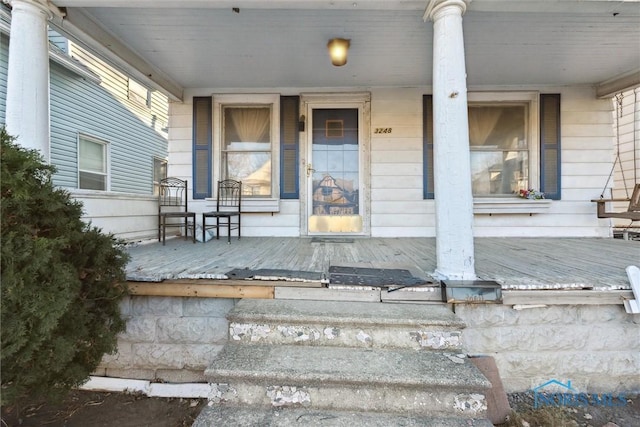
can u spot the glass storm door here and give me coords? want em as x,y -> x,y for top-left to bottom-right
307,108 -> 362,233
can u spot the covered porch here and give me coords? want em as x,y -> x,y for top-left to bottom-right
92,235 -> 639,392
125,236 -> 638,304
4,0 -> 640,284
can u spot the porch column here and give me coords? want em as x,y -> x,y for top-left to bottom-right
425,0 -> 476,280
5,0 -> 52,161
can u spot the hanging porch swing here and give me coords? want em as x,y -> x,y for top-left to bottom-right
592,91 -> 640,223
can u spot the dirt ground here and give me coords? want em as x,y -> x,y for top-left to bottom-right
503,392 -> 640,427
1,390 -> 205,427
1,390 -> 638,427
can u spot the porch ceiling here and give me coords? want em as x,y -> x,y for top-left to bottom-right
50,1 -> 640,99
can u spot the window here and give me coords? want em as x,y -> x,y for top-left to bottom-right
194,95 -> 299,204
128,78 -> 151,108
211,94 -> 281,200
153,157 -> 167,196
222,106 -> 272,197
78,134 -> 108,190
469,104 -> 528,196
423,92 -> 561,200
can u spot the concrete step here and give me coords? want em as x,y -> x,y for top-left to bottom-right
228,299 -> 465,351
193,405 -> 494,427
204,343 -> 490,418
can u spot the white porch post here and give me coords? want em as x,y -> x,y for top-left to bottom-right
425,0 -> 476,280
5,0 -> 52,161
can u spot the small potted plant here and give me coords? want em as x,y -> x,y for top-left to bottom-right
518,188 -> 545,200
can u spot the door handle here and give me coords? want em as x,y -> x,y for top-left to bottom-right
306,163 -> 315,177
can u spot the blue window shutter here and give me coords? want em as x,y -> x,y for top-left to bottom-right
280,96 -> 300,199
192,97 -> 212,199
540,94 -> 561,200
423,95 -> 434,199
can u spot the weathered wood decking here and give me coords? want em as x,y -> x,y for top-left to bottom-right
125,237 -> 638,291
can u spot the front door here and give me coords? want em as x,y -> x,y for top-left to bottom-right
307,108 -> 363,234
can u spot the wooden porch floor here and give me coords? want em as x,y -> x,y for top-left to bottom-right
125,237 -> 638,291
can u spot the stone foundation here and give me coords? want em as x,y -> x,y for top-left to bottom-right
97,296 -> 236,382
98,297 -> 639,394
455,304 -> 640,393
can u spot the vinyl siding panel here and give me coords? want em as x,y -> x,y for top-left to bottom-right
0,33 -> 7,124
70,43 -> 169,139
370,88 -> 428,235
49,62 -> 168,194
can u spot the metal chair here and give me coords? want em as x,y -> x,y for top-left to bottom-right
202,180 -> 242,243
158,177 -> 196,245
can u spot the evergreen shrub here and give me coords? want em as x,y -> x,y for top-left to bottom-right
1,127 -> 129,405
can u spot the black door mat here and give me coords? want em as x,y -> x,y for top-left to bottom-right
328,266 -> 433,288
226,268 -> 324,282
311,237 -> 355,243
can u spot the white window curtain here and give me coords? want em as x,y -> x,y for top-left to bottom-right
468,107 -> 502,146
228,108 -> 270,144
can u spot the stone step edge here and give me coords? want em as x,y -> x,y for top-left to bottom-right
204,344 -> 491,391
227,300 -> 466,330
228,322 -> 463,350
202,382 -> 488,418
227,312 -> 466,329
193,405 -> 494,427
205,371 -> 489,392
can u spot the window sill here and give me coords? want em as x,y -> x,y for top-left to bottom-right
473,198 -> 552,215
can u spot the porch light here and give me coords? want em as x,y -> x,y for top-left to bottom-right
327,38 -> 350,66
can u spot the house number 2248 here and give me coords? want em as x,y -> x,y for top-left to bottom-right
374,128 -> 392,134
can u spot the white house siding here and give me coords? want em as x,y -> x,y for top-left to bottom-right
71,190 -> 158,242
612,87 -> 639,228
370,88 -> 433,237
168,86 -> 613,238
0,34 -> 6,123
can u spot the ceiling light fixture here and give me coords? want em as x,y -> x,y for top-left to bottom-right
327,38 -> 350,67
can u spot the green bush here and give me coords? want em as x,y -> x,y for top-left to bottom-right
1,127 -> 129,405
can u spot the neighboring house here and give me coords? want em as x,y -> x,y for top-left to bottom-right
0,8 -> 169,241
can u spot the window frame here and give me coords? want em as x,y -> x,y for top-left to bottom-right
128,78 -> 151,108
467,91 -> 540,198
212,94 -> 281,200
77,133 -> 110,191
424,91 -> 542,200
153,157 -> 168,196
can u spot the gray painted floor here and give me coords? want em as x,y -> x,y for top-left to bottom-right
125,237 -> 639,290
